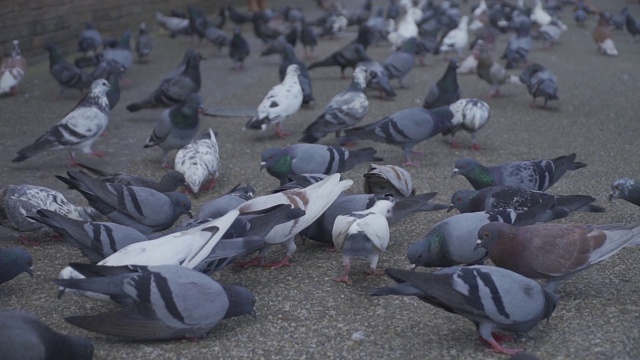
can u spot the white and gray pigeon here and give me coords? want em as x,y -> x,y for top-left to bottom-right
244,64 -> 303,138
363,164 -> 414,197
144,93 -> 203,168
0,247 -> 33,284
198,184 -> 255,220
438,15 -> 469,58
371,266 -> 558,356
300,66 -> 370,143
29,209 -> 148,263
519,63 -> 558,108
445,98 -> 490,150
382,37 -> 416,88
174,128 -> 219,194
609,178 -> 640,207
78,22 -> 102,56
57,170 -> 192,235
357,58 -> 397,99
451,153 -> 586,191
13,79 -> 110,166
332,197 -> 394,284
0,310 -> 94,359
104,30 -> 133,71
0,39 -> 27,95
55,264 -> 255,340
0,184 -> 99,243
135,22 -> 153,63
235,173 -> 353,269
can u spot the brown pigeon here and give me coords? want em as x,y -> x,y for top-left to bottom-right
593,13 -> 618,56
475,41 -> 520,98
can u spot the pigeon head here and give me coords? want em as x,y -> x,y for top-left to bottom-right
451,157 -> 482,178
448,189 -> 476,213
89,79 -> 111,96
475,222 -> 516,252
407,236 -> 435,267
609,178 -> 636,202
165,192 -> 193,218
370,198 -> 395,218
260,147 -> 291,179
222,284 -> 257,319
285,64 -> 301,77
352,66 -> 370,88
160,171 -> 187,192
0,247 -> 33,284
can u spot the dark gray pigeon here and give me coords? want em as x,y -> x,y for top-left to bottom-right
0,247 -> 33,284
343,106 -> 457,167
0,310 -> 94,359
501,19 -> 533,69
300,66 -> 369,143
423,59 -> 460,109
198,184 -> 255,220
300,18 -> 318,58
308,25 -> 373,78
449,185 -> 605,214
383,37 -> 417,88
204,25 -> 231,51
229,28 -> 250,70
46,43 -> 93,98
371,266 -> 558,356
54,264 -> 255,340
103,30 -> 133,71
451,153 -> 586,191
260,144 -> 382,185
74,162 -> 185,192
519,63 -> 558,108
143,94 -> 203,168
126,49 -> 202,112
609,178 -> 640,207
29,209 -> 148,263
78,22 -> 102,56
135,22 -> 153,63
57,170 -> 192,235
226,5 -> 253,26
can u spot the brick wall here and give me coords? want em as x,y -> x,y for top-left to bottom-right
0,0 -> 224,64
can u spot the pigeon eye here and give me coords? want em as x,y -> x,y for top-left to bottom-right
483,231 -> 490,238
614,184 -> 621,190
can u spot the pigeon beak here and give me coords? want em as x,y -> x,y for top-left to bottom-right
187,211 -> 193,219
451,169 -> 459,178
27,267 -> 33,278
57,287 -> 66,300
260,162 -> 266,171
446,205 -> 455,213
473,239 -> 483,251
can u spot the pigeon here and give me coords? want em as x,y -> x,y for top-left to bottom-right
423,59 -> 460,109
623,7 -> 640,39
308,25 -> 373,78
226,5 -> 253,26
103,30 -> 133,71
229,28 -> 250,70
198,184 -> 255,220
143,93 -> 203,168
386,0 -> 400,21
244,64 -> 303,138
91,58 -> 125,110
445,98 -> 490,150
476,222 -> 640,292
357,58 -> 397,98
204,25 -> 231,51
363,164 -> 414,197
78,22 -> 102,56
501,19 -> 532,69
476,41 -> 520,98
28,209 -> 148,263
0,310 -> 94,359
54,264 -> 255,340
609,178 -> 640,207
272,174 -> 328,193
449,185 -> 605,215
382,37 -> 416,88
251,10 -> 283,44
260,144 -> 382,185
0,247 -> 33,284
73,163 -> 185,192
332,197 -> 394,284
387,4 -> 419,47
343,106 -> 457,167
438,15 -> 469,58
0,40 -> 27,96
574,8 -> 587,26
451,153 -> 586,191
13,79 -> 110,166
45,43 -> 93,97
57,170 -> 192,235
135,22 -> 153,63
188,5 -> 212,45
235,173 -> 354,268
316,10 -> 348,38
534,20 -> 566,48
300,18 -> 318,58
530,0 -> 552,26
519,63 -> 558,108
268,42 -> 314,104
155,11 -> 190,37
299,66 -> 370,143
174,129 -> 219,194
348,0 -> 373,26
371,266 -> 558,355
126,49 -> 202,112
593,13 -> 618,56
408,199 -> 563,268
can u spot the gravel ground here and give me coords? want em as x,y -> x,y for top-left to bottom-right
0,1 -> 639,359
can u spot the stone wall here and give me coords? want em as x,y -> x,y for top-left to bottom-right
0,0 -> 223,63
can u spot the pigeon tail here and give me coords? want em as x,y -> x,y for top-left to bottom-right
345,147 -> 383,169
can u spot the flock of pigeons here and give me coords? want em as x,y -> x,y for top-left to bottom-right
1,0 -> 640,358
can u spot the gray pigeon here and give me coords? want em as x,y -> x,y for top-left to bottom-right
13,79 -> 111,166
451,153 -> 586,191
0,310 -> 94,359
54,264 -> 255,340
423,59 -> 460,109
205,25 -> 231,50
382,37 -> 417,88
476,40 -> 520,97
357,58 -> 396,98
104,30 -> 133,71
45,43 -> 93,98
519,63 -> 559,108
78,22 -> 102,56
501,19 -> 533,69
198,184 -> 255,220
308,36 -> 372,78
57,170 -> 192,235
300,66 -> 370,143
135,22 -> 154,63
363,164 -> 414,197
144,94 -> 203,168
28,209 -> 149,263
74,162 -> 185,192
371,266 -> 558,356
260,144 -> 383,185
609,178 -> 640,207
126,49 -> 202,112
229,28 -> 250,70
300,18 -> 318,58
343,106 -> 457,167
0,247 -> 33,284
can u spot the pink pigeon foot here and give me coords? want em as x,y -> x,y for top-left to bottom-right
403,160 -> 421,167
90,151 -> 107,158
205,177 -> 217,191
365,269 -> 385,276
471,143 -> 481,151
483,338 -> 523,356
233,256 -> 264,269
263,255 -> 294,269
275,124 -> 291,138
332,274 -> 352,285
18,236 -> 40,247
451,139 -> 462,148
325,247 -> 337,253
410,149 -> 424,157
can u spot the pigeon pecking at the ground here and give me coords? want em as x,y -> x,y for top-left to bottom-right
308,25 -> 374,78
73,162 -> 185,192
0,247 -> 33,284
451,153 -> 586,191
174,128 -> 219,195
13,79 -> 110,166
609,178 -> 640,207
519,63 -> 559,108
143,93 -> 203,168
371,266 -> 558,355
244,64 -> 303,138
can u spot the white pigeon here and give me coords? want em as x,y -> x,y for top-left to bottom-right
235,173 -> 354,269
58,209 -> 239,301
439,16 -> 469,58
174,128 -> 219,194
447,98 -> 490,150
244,64 -> 303,138
331,198 -> 395,284
387,2 -> 420,48
12,79 -> 110,166
531,0 -> 552,26
0,40 -> 27,95
457,53 -> 478,74
155,11 -> 189,35
598,39 -> 619,56
472,0 -> 488,18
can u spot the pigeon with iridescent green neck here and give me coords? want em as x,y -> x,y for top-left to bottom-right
609,178 -> 640,207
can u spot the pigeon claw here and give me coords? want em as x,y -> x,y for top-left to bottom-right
263,255 -> 294,269
332,274 -> 352,285
471,143 -> 481,151
90,151 -> 107,158
483,335 -> 522,356
233,256 -> 264,269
